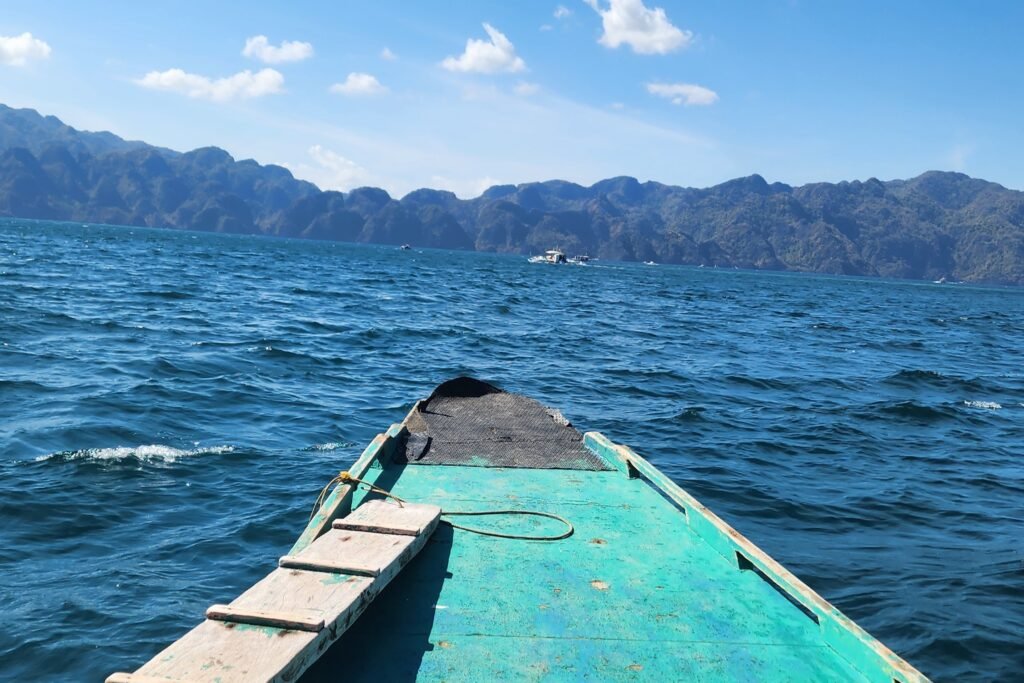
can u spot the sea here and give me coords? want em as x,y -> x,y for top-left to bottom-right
0,218 -> 1021,681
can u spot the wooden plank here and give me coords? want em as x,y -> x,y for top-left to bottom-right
290,528 -> 415,577
131,620 -> 317,683
116,492 -> 441,683
205,604 -> 325,632
106,675 -> 194,683
229,567 -> 372,623
278,554 -> 379,576
289,423 -> 406,555
332,500 -> 442,536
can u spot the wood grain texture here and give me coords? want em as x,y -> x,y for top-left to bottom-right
288,423 -> 406,555
115,494 -> 440,682
332,500 -> 442,536
290,528 -> 416,577
106,674 -> 194,683
205,604 -> 325,632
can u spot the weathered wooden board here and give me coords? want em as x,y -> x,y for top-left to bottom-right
289,423 -> 406,555
333,499 -> 441,536
285,528 -> 415,577
120,620 -> 317,683
206,603 -> 325,632
229,567 -> 372,616
107,500 -> 440,683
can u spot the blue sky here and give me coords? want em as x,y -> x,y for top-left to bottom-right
1,1 -> 1022,197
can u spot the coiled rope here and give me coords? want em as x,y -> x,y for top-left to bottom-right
310,471 -> 574,541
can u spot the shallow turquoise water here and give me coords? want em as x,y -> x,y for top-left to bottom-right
1,218 -> 1022,681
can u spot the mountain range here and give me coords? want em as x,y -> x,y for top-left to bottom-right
1,103 -> 1022,284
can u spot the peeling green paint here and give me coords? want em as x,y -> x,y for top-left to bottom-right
289,426 -> 928,682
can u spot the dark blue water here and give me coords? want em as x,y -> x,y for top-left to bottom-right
1,219 -> 1022,681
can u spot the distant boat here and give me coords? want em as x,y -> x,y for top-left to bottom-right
643,260 -> 658,266
528,249 -> 567,264
105,377 -> 930,683
399,244 -> 412,250
568,254 -> 591,265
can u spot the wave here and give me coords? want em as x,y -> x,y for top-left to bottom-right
139,290 -> 193,300
858,400 -> 958,422
723,374 -> 792,391
963,400 -> 1002,410
303,441 -> 356,452
883,369 -> 988,393
673,406 -> 707,422
34,444 -> 234,464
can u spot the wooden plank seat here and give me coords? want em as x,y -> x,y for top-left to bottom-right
106,501 -> 441,683
332,498 -> 441,536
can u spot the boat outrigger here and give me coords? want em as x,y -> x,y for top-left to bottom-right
108,378 -> 928,682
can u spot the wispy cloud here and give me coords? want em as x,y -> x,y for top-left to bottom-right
0,32 -> 51,66
305,145 -> 374,190
947,143 -> 975,171
380,47 -> 398,61
514,81 -> 540,96
647,82 -> 718,106
242,35 -> 314,64
265,72 -> 720,199
442,23 -> 525,74
330,72 -> 388,96
554,5 -> 572,19
430,174 -> 503,199
584,0 -> 692,54
136,68 -> 284,102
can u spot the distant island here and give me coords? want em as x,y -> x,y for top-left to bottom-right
2,103 -> 1022,284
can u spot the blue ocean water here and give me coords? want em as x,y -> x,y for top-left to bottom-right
0,218 -> 1022,681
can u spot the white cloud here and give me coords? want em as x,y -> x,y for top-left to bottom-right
646,82 -> 718,106
306,145 -> 373,190
380,47 -> 397,61
0,32 -> 52,66
585,0 -> 691,54
136,68 -> 284,102
442,23 -> 525,74
430,174 -> 503,199
330,72 -> 388,96
554,5 -> 572,19
540,24 -> 554,32
514,81 -> 540,96
242,35 -> 313,64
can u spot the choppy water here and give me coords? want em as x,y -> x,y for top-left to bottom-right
1,219 -> 1022,681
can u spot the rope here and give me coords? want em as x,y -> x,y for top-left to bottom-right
441,510 -> 574,541
310,472 -> 573,541
309,471 -> 405,521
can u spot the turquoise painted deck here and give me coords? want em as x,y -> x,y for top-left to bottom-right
299,459 -> 873,682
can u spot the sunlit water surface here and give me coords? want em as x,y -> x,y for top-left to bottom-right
1,219 -> 1022,681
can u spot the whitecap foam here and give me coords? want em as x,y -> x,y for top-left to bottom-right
963,400 -> 1002,410
35,444 -> 234,463
306,441 -> 353,452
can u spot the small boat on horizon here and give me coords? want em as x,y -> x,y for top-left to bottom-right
528,248 -> 568,264
107,378 -> 929,683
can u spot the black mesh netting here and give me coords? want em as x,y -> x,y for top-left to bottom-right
398,377 -> 611,471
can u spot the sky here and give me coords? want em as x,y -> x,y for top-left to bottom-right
1,1 -> 1022,198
